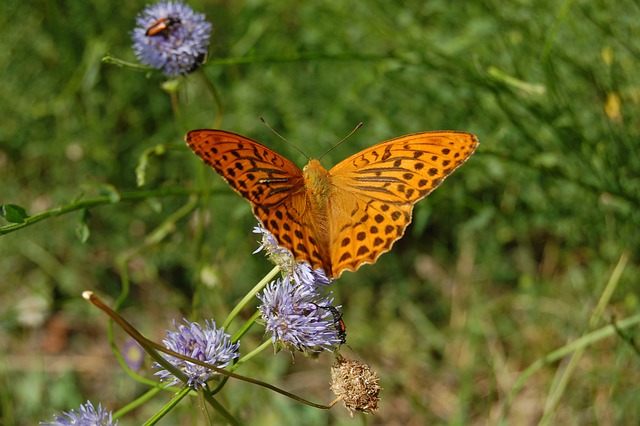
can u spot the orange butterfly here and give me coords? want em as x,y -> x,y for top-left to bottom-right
186,129 -> 478,278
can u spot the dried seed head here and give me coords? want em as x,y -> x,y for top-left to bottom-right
330,355 -> 381,415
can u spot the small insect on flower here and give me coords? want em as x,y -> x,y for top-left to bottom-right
258,277 -> 343,355
145,16 -> 181,37
312,303 -> 347,344
41,400 -> 117,426
132,1 -> 212,77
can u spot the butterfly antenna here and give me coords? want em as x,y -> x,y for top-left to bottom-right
319,122 -> 364,160
259,116 -> 309,160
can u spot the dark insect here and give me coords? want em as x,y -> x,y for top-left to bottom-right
313,303 -> 347,344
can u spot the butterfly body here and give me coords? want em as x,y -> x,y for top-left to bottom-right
186,129 -> 478,278
303,159 -> 332,204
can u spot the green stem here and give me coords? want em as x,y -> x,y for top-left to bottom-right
102,54 -> 153,72
540,0 -> 577,64
223,266 -> 280,329
205,51 -> 390,66
538,251 -> 629,425
231,310 -> 261,343
103,51 -> 391,76
0,187 -> 224,236
105,198 -> 201,395
135,143 -> 186,187
201,389 -> 242,425
143,386 -> 192,426
113,387 -> 163,420
231,339 -> 272,372
498,312 -> 640,424
197,69 -> 224,128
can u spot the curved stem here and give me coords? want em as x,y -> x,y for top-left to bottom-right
84,291 -> 334,410
0,187 -> 200,236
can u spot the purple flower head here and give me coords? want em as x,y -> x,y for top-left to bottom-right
257,276 -> 343,355
154,319 -> 240,389
132,1 -> 212,77
123,338 -> 145,371
291,260 -> 331,290
41,401 -> 117,426
253,224 -> 332,287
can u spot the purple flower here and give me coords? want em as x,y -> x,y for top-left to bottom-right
291,261 -> 331,290
154,319 -> 240,389
257,276 -> 343,354
41,401 -> 116,426
131,1 -> 212,77
253,224 -> 331,287
123,338 -> 145,371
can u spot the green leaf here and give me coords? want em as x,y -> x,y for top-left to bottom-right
1,204 -> 29,223
147,197 -> 162,214
136,144 -> 168,187
95,183 -> 121,203
75,209 -> 91,243
135,151 -> 150,187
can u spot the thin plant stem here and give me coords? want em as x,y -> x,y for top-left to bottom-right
105,198 -> 200,393
538,251 -> 629,425
84,291 -> 334,410
0,187 -> 205,236
143,386 -> 191,426
231,339 -> 272,372
498,312 -> 640,424
223,265 -> 280,329
201,389 -> 242,426
197,69 -> 224,128
113,387 -> 163,421
231,310 -> 261,343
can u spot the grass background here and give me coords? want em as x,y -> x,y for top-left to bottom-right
1,0 -> 639,424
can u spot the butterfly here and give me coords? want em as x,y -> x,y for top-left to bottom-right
186,129 -> 478,278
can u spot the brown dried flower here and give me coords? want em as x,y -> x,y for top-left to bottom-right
330,355 -> 381,415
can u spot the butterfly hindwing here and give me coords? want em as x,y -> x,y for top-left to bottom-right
325,190 -> 413,277
258,193 -> 332,274
326,131 -> 478,276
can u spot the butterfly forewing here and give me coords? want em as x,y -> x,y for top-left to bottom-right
186,130 -> 330,272
326,131 -> 478,277
186,130 -> 304,207
330,131 -> 478,202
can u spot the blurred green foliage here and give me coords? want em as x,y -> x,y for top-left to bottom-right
1,0 -> 639,424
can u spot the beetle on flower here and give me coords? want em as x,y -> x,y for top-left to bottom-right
132,1 -> 212,77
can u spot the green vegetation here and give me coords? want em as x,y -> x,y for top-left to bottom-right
1,0 -> 638,424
